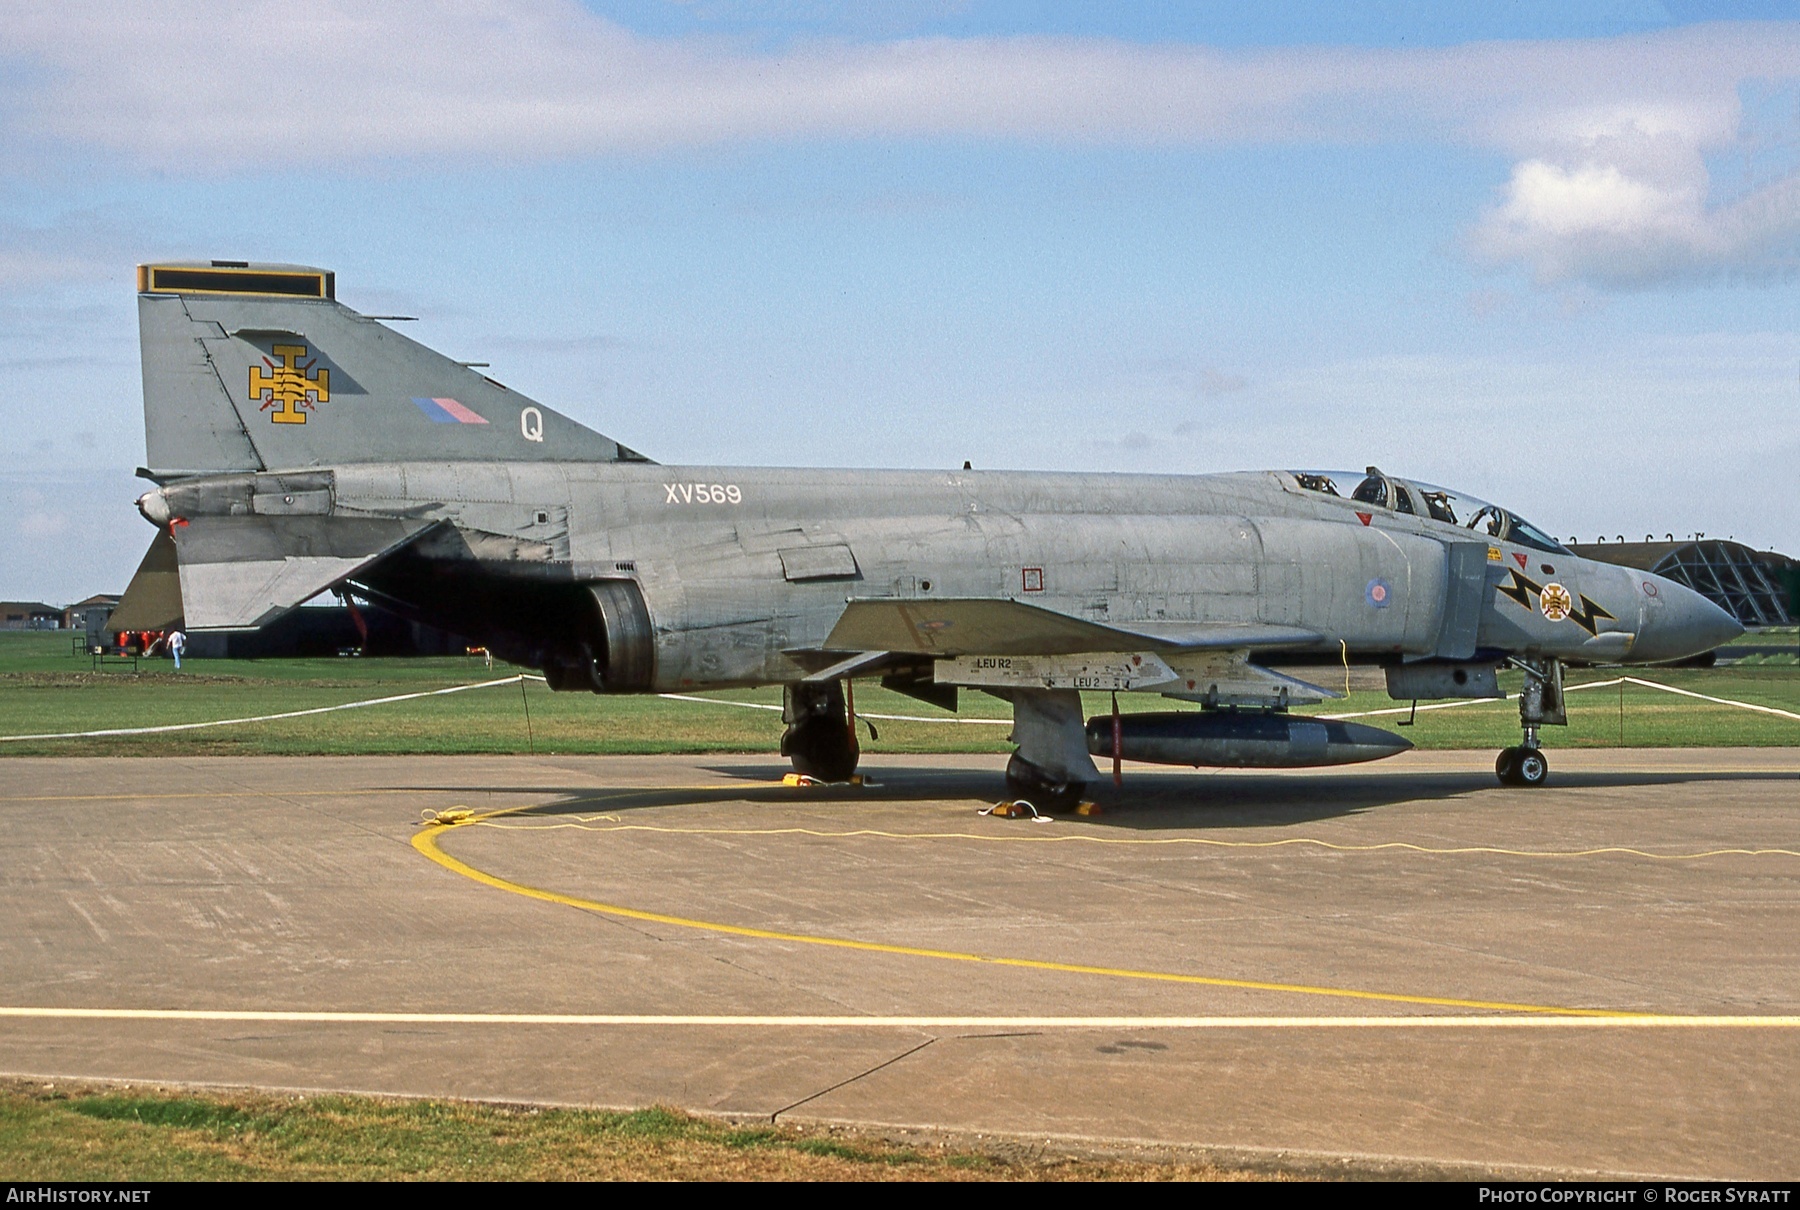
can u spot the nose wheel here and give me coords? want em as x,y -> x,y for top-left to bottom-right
1495,745 -> 1548,787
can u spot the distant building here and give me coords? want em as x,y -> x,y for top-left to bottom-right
0,601 -> 63,630
63,594 -> 122,641
1570,539 -> 1797,628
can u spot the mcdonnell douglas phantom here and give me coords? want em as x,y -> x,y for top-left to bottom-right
116,262 -> 1742,808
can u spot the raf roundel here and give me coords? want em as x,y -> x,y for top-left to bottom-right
1365,578 -> 1391,609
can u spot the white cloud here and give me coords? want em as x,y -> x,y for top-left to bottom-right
4,5 -> 1800,287
0,3 -> 1342,156
1506,160 -> 1694,239
1471,112 -> 1800,287
0,4 -> 1791,158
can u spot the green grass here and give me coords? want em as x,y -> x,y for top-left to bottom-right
0,1082 -> 1242,1181
70,1095 -> 269,1132
0,630 -> 1013,757
1301,663 -> 1800,749
0,630 -> 1793,757
1726,625 -> 1800,666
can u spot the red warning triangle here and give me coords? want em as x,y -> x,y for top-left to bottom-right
1514,553 -> 1528,569
1356,512 -> 1372,526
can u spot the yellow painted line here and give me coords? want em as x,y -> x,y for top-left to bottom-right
0,785 -> 726,806
412,820 -> 1636,1018
4,1007 -> 1798,1028
469,817 -> 1800,862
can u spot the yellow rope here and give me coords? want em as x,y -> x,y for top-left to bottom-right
461,813 -> 1800,862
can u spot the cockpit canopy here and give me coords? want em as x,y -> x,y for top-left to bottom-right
1289,467 -> 1571,556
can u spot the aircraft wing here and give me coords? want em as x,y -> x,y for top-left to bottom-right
1118,620 -> 1324,650
170,515 -> 437,631
824,597 -> 1319,657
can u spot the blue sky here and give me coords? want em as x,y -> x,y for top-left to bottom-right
2,1 -> 1797,603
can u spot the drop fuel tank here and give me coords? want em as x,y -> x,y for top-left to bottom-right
1085,710 -> 1413,769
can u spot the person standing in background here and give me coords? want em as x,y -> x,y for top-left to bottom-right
168,628 -> 186,671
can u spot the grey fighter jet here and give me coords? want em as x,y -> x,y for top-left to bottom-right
118,262 -> 1742,806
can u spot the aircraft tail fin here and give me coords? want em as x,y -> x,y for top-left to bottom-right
137,261 -> 651,476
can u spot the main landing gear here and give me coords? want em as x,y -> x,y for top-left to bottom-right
781,681 -> 860,783
1001,688 -> 1098,813
1496,657 -> 1564,788
1004,753 -> 1086,814
782,681 -> 1096,810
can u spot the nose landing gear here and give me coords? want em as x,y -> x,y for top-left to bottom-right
1497,657 -> 1563,788
1495,742 -> 1549,787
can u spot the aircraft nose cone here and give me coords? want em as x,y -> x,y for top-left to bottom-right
1636,579 -> 1744,663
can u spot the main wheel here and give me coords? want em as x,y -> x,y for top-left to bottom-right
1515,748 -> 1549,787
1004,753 -> 1085,814
784,721 -> 859,782
543,640 -> 605,693
1495,747 -> 1522,785
780,682 -> 860,782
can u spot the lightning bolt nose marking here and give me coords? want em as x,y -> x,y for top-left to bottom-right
1496,569 -> 1542,611
1569,595 -> 1617,637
